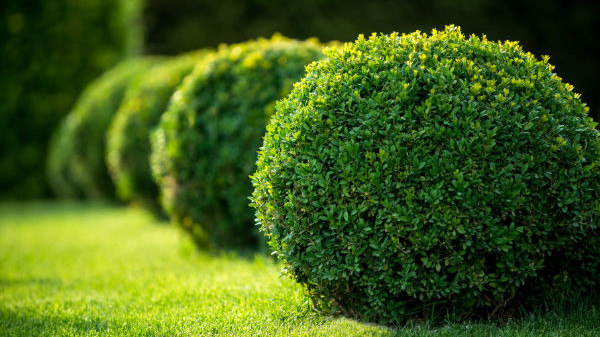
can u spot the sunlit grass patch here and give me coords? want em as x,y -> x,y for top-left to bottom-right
0,202 -> 598,336
0,202 -> 391,336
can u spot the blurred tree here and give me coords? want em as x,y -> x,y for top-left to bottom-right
0,0 -> 143,199
144,0 -> 600,120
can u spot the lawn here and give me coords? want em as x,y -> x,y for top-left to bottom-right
0,202 -> 598,336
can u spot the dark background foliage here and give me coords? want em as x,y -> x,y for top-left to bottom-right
1,0 -> 598,199
0,0 -> 142,199
144,0 -> 600,120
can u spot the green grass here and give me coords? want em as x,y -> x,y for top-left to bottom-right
1,202 -> 599,336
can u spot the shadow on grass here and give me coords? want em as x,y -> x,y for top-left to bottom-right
386,287 -> 600,336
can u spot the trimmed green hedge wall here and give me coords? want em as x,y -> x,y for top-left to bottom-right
252,26 -> 600,323
0,0 -> 143,199
151,35 -> 324,248
106,50 -> 209,209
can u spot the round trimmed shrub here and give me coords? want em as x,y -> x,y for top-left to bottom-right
52,57 -> 160,199
251,26 -> 600,323
106,50 -> 209,209
151,35 -> 324,248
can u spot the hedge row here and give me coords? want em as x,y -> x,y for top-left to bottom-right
48,57 -> 159,199
106,50 -> 209,210
48,26 -> 600,324
49,35 -> 324,249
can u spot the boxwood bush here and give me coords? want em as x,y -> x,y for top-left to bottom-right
106,51 -> 208,210
49,57 -> 159,199
251,26 -> 600,323
151,35 -> 324,248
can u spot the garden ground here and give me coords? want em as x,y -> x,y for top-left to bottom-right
1,202 -> 598,336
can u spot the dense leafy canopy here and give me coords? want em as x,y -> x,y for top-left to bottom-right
1,0 -> 143,198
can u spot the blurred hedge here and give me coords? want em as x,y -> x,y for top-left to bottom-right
0,0 -> 143,199
106,51 -> 207,209
144,0 -> 600,120
49,57 -> 158,200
